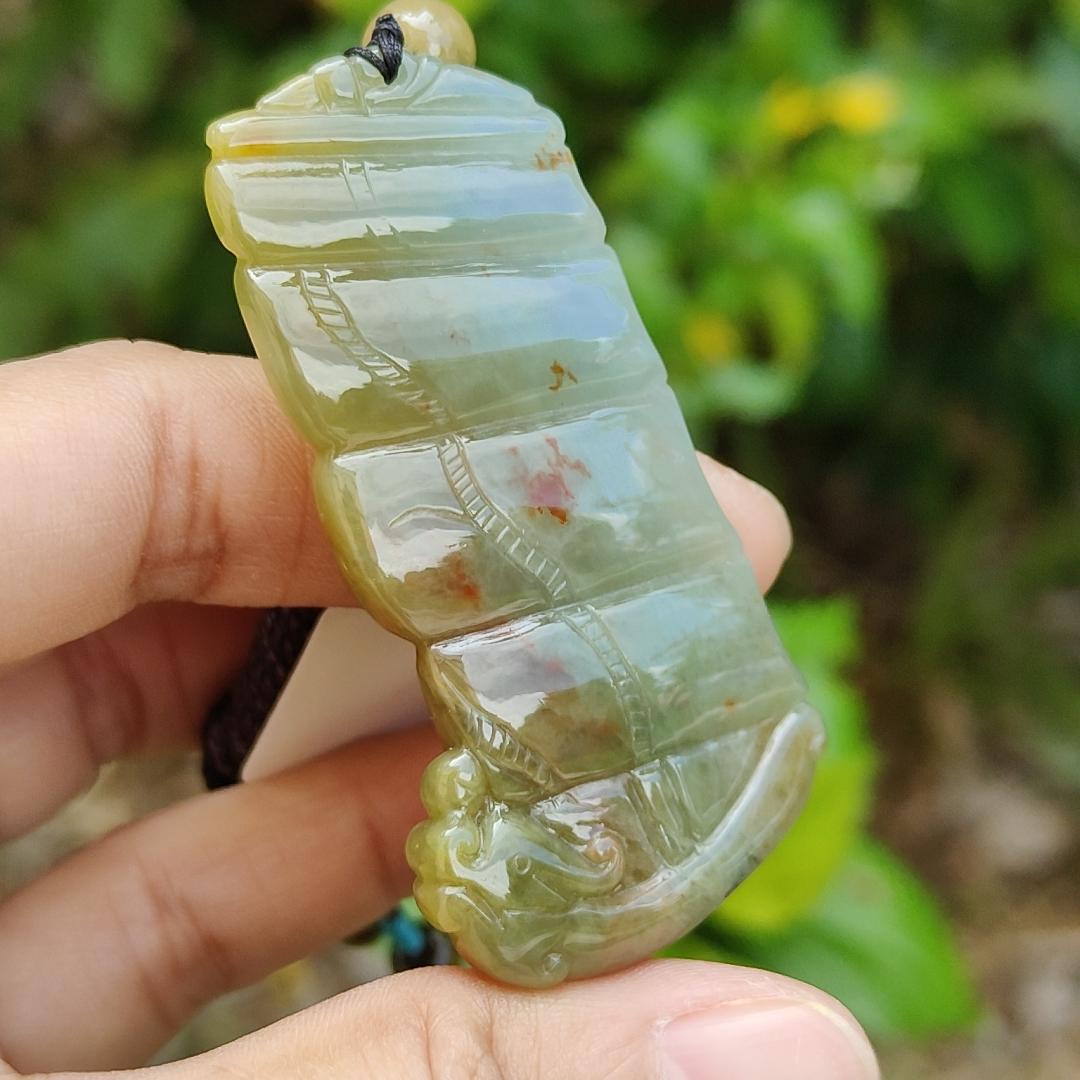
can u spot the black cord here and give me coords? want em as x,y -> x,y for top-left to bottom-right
201,607 -> 323,789
200,607 -> 455,971
345,14 -> 406,84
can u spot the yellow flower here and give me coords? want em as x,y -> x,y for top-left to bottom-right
764,81 -> 822,140
824,72 -> 900,134
683,313 -> 742,365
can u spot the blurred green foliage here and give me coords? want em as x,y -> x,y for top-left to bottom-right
715,600 -> 877,936
722,836 -> 980,1039
2,0 -> 1078,1045
669,599 -> 980,1038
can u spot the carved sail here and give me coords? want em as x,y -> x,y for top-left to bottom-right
207,50 -> 824,987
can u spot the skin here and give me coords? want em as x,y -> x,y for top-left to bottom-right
0,341 -> 877,1079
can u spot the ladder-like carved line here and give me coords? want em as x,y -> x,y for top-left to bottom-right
461,706 -> 554,790
298,268 -> 449,425
437,437 -> 654,762
437,436 -> 570,601
302,267 -> 654,764
562,606 -> 653,760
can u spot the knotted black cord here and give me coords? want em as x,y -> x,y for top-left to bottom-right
344,14 -> 406,84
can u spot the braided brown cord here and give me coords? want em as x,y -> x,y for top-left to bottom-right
201,607 -> 323,789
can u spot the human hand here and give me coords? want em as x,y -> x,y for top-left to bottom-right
0,341 -> 878,1078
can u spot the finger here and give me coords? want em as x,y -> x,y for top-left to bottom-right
0,347 -> 789,838
697,453 -> 792,592
1,342 -> 791,664
163,961 -> 878,1080
0,604 -> 259,841
0,460 -> 788,845
0,340 -> 351,664
0,725 -> 440,1073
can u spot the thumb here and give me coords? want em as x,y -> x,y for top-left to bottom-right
154,960 -> 879,1080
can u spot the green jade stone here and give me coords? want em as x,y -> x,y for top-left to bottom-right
206,46 -> 824,988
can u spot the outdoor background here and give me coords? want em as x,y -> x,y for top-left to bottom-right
2,1 -> 1079,1076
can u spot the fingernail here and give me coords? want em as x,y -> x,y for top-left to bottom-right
660,998 -> 879,1080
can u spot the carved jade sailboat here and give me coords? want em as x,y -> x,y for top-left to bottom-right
206,11 -> 824,988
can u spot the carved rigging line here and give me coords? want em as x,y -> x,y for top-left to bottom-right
345,58 -> 374,118
437,439 -> 654,762
313,68 -> 339,114
298,267 -> 449,425
437,437 -> 569,600
300,266 -> 655,764
459,705 -> 555,790
561,605 -> 653,760
626,767 -> 686,867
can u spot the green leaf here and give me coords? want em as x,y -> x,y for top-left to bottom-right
803,316 -> 884,418
732,0 -> 846,81
317,0 -> 495,23
0,272 -> 53,360
674,363 -> 801,424
758,268 -> 821,374
715,752 -> 875,933
609,223 -> 686,349
0,150 -> 206,353
659,933 -> 743,965
0,6 -> 72,146
737,840 -> 980,1040
631,100 -> 713,202
771,599 -> 869,756
926,152 -> 1033,277
785,190 -> 883,324
1036,34 -> 1080,159
713,598 -> 876,931
92,0 -> 182,113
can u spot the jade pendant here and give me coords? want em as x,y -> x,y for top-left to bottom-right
206,18 -> 824,988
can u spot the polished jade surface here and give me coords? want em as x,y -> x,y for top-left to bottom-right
206,45 -> 824,988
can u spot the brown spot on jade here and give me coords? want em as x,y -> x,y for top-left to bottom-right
549,360 -> 579,391
528,505 -> 570,525
535,148 -> 574,170
442,550 -> 482,604
511,438 -> 589,527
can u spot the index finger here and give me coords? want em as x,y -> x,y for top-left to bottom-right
0,341 -> 791,665
0,340 -> 353,664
